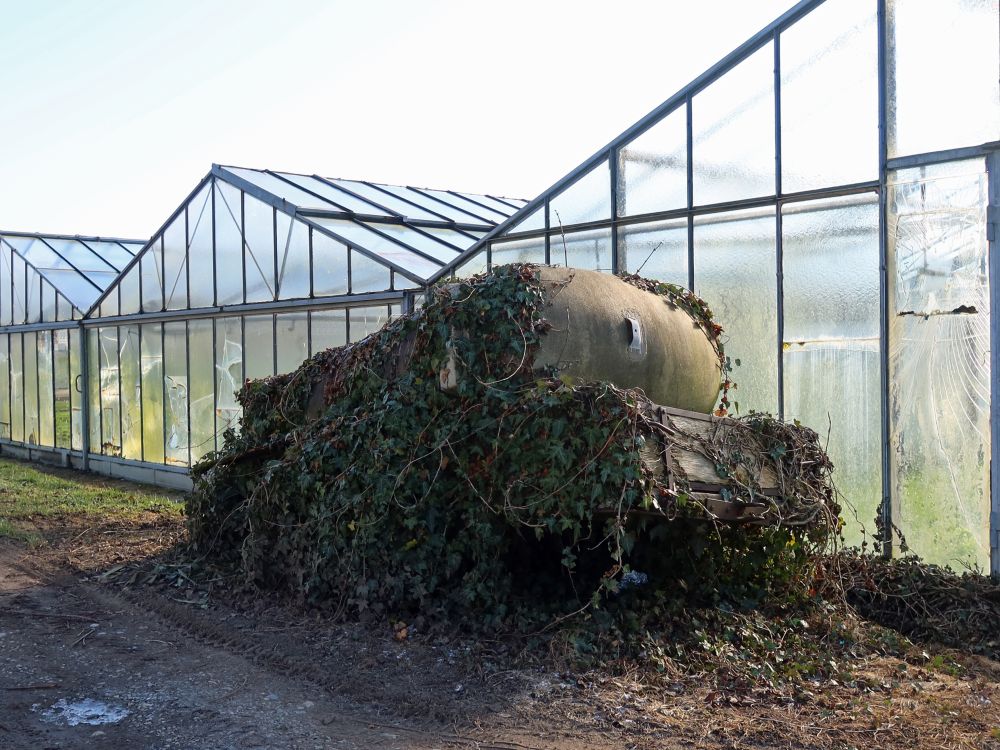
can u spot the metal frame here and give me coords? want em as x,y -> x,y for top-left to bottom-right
988,151 -> 1000,576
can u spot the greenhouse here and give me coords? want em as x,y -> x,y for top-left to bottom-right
0,165 -> 526,489
0,0 -> 997,573
435,0 -> 999,572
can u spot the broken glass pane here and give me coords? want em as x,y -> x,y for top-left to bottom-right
163,321 -> 189,467
189,318 -> 215,462
888,158 -> 990,569
215,317 -> 243,441
119,325 -> 142,460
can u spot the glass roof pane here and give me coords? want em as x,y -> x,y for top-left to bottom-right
331,180 -> 443,221
420,188 -> 507,222
4,237 -> 72,270
781,0 -> 878,192
693,43 -> 775,204
42,238 -> 117,272
396,187 -> 494,224
276,173 -> 390,216
223,167 -> 343,212
84,270 -> 121,288
307,218 -> 442,280
414,225 -> 481,250
35,268 -> 99,310
360,222 -> 460,263
454,192 -> 520,217
86,240 -> 140,271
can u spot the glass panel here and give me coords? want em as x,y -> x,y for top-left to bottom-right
0,245 -> 11,326
349,306 -> 389,343
312,229 -> 349,296
350,249 -> 392,293
619,107 -> 687,216
421,188 -> 506,223
223,167 -> 339,211
99,287 -> 119,319
140,323 -> 164,464
309,219 -> 441,280
69,328 -> 82,450
87,330 -> 100,452
23,332 -> 38,445
490,237 -> 545,268
549,159 -> 611,228
782,194 -> 881,546
119,325 -> 142,460
9,335 -> 23,442
41,283 -> 57,322
275,312 -> 309,374
508,204 -> 544,233
39,269 -> 101,313
53,329 -> 70,449
549,228 -> 612,272
0,334 -> 8,440
309,310 -> 347,355
887,0 -> 1000,158
119,265 -> 140,316
419,226 -> 479,253
215,317 -> 243,441
456,192 -> 520,217
693,44 -> 775,205
10,254 -> 25,324
335,180 -> 444,221
244,314 -> 274,380
189,319 -> 215,462
141,238 -> 164,313
36,332 -> 53,448
86,240 -> 136,271
188,182 -> 214,309
244,196 -> 276,303
360,222 -> 461,264
694,207 -> 777,414
98,328 -> 120,455
163,321 -> 189,467
781,0 -> 878,193
618,218 -> 688,286
888,159 -> 990,569
276,214 -> 310,300
382,186 -> 490,224
24,266 -> 40,324
215,181 -> 244,305
278,173 -> 384,215
452,250 -> 489,278
163,212 -> 188,311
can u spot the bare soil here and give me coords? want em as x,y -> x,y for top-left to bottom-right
2,513 -> 999,749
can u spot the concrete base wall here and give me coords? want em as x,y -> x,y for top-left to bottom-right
0,441 -> 193,492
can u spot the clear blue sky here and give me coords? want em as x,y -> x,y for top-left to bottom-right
0,0 -> 793,238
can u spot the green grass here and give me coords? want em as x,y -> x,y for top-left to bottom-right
0,457 -> 183,544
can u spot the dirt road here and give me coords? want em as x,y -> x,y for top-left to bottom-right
3,516 -> 999,750
0,538 -> 602,750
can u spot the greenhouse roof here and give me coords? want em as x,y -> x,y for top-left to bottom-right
0,231 -> 144,313
216,165 -> 528,282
